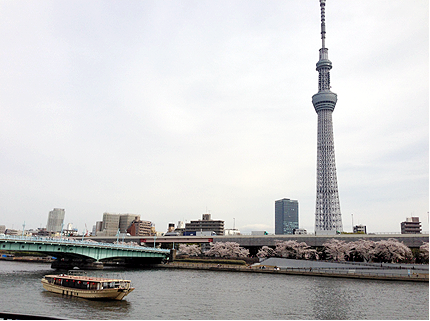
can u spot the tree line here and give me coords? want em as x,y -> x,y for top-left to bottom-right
177,239 -> 429,264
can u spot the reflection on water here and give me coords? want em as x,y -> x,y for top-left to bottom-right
311,277 -> 354,320
0,261 -> 428,320
40,291 -> 132,320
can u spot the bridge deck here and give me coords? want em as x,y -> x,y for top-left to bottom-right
0,235 -> 170,262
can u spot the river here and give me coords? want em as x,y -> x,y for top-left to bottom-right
0,261 -> 428,320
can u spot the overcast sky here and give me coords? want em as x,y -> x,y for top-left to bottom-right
0,0 -> 428,235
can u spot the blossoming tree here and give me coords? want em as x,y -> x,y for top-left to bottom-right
177,244 -> 201,256
205,242 -> 249,258
257,246 -> 275,258
419,242 -> 429,262
274,240 -> 318,260
322,239 -> 350,261
348,239 -> 376,262
370,238 -> 412,263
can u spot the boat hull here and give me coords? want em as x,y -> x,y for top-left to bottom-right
41,279 -> 134,300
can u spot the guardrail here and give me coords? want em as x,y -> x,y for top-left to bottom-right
276,267 -> 428,278
163,262 -> 429,280
0,235 -> 170,253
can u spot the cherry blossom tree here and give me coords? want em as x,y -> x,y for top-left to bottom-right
419,242 -> 429,262
322,239 -> 350,261
370,238 -> 412,263
274,240 -> 318,260
257,246 -> 275,258
205,242 -> 249,258
348,239 -> 376,262
177,244 -> 201,256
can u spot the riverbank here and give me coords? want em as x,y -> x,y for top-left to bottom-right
156,260 -> 429,282
0,256 -> 53,263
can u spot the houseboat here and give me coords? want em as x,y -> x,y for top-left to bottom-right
41,271 -> 134,300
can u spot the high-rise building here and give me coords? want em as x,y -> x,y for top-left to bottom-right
97,213 -> 143,236
312,0 -> 343,235
46,208 -> 65,233
98,213 -> 120,236
127,219 -> 153,236
275,198 -> 299,235
119,214 -> 140,233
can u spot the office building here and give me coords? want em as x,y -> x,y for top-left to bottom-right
184,214 -> 224,236
127,219 -> 153,236
97,213 -> 144,236
46,208 -> 65,233
401,217 -> 421,234
119,214 -> 140,233
275,198 -> 299,235
96,213 -> 120,236
353,225 -> 367,234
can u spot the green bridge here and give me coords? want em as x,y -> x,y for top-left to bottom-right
0,235 -> 171,269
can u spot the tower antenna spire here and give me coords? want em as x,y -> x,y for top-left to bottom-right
312,0 -> 343,235
320,0 -> 326,48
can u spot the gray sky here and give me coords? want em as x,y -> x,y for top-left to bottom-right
0,0 -> 428,234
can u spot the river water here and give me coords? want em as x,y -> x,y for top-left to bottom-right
0,261 -> 428,320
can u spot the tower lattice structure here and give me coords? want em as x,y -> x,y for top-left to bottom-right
312,0 -> 343,234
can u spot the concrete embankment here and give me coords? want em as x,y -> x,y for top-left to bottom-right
0,256 -> 53,263
155,261 -> 429,282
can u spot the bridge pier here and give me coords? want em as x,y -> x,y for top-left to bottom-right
51,258 -> 104,270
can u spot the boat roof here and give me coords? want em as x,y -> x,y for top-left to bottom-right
44,274 -> 131,283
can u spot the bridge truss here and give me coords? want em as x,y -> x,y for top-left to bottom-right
0,235 -> 170,268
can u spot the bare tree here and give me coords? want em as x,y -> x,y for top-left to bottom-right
205,242 -> 249,258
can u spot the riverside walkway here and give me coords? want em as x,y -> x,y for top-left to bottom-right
156,258 -> 429,282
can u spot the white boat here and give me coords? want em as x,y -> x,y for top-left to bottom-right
41,270 -> 134,300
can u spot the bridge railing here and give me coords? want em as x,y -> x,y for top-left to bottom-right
0,235 -> 170,253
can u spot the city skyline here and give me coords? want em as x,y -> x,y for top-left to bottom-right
0,1 -> 428,234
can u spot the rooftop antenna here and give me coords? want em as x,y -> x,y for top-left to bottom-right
320,0 -> 326,48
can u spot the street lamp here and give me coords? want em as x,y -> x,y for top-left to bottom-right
60,223 -> 64,240
116,229 -> 120,243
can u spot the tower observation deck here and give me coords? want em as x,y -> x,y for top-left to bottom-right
312,0 -> 343,235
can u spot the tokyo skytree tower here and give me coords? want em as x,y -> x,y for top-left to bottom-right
312,0 -> 343,234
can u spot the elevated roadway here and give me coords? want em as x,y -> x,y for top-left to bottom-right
214,234 -> 428,248
88,233 -> 428,249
